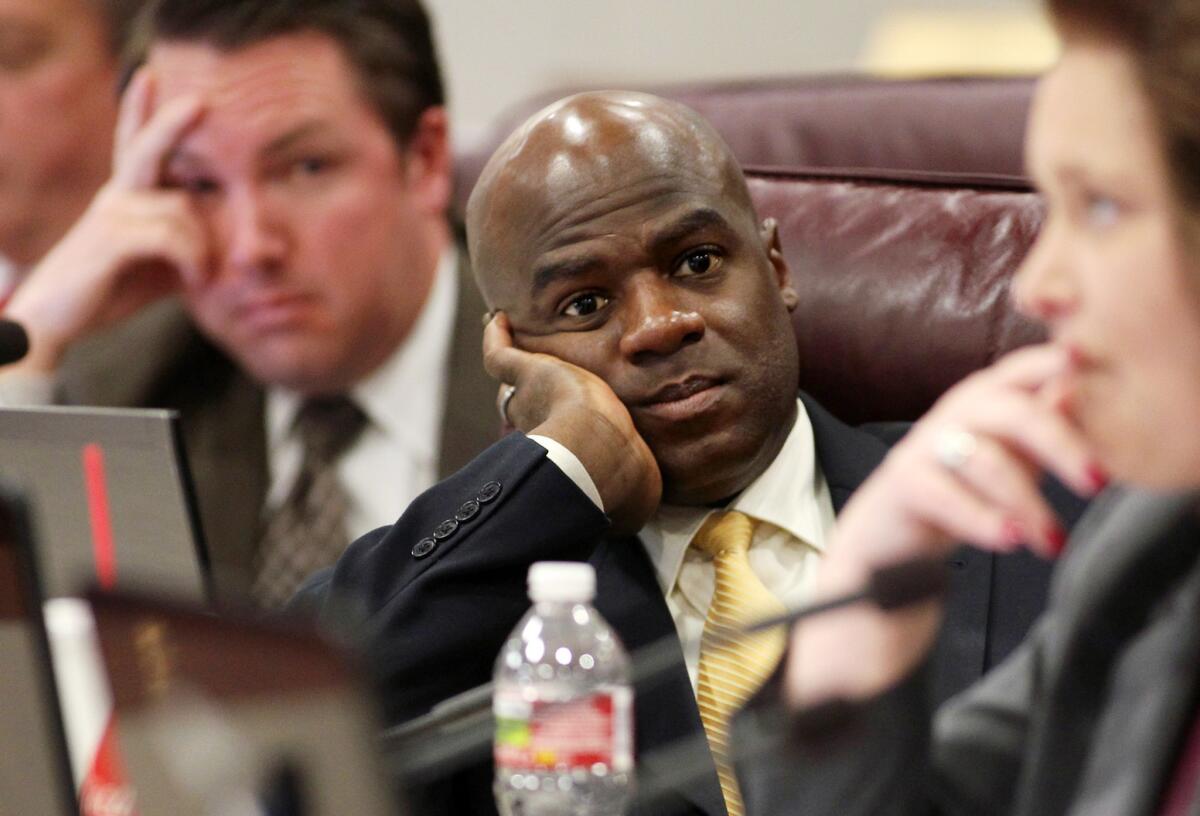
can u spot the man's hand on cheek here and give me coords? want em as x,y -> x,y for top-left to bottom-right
4,69 -> 209,373
483,312 -> 662,533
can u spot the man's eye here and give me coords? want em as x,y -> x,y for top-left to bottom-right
0,31 -> 51,72
182,177 -> 219,195
164,172 -> 219,196
562,292 -> 610,317
676,249 -> 722,277
293,156 -> 331,177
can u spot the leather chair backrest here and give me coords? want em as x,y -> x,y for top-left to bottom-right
453,75 -> 1037,214
750,167 -> 1045,422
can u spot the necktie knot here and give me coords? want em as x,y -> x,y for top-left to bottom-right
690,510 -> 755,559
294,395 -> 367,466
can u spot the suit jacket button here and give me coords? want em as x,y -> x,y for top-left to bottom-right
412,537 -> 437,558
433,519 -> 459,540
477,481 -> 502,503
455,499 -> 480,522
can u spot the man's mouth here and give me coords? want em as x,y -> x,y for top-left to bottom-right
634,375 -> 726,422
233,292 -> 316,331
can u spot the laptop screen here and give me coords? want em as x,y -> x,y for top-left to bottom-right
0,406 -> 208,602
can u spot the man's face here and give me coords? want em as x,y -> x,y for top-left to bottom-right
150,32 -> 447,394
0,0 -> 117,267
475,97 -> 800,505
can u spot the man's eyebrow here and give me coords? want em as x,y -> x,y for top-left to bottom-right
530,256 -> 603,296
262,121 -> 335,157
165,121 -> 334,170
648,208 -> 734,252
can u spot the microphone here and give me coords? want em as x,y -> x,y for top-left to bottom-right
379,555 -> 948,781
0,319 -> 29,365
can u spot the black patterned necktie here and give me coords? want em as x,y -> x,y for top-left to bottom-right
252,395 -> 367,608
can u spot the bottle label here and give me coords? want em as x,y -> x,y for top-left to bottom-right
494,687 -> 632,773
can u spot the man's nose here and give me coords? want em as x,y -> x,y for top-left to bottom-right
221,188 -> 288,278
1011,220 -> 1076,322
618,277 -> 705,361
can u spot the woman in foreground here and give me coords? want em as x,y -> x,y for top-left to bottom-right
745,1 -> 1200,814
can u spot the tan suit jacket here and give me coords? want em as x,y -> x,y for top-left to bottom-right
54,252 -> 497,597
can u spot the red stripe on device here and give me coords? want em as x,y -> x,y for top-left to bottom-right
82,443 -> 117,589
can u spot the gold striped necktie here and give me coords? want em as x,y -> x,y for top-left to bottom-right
691,510 -> 787,816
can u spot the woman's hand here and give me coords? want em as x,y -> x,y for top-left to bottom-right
786,344 -> 1103,706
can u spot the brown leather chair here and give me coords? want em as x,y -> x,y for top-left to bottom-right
671,75 -> 1034,176
752,166 -> 1044,423
454,75 -> 1046,423
454,75 -> 1036,212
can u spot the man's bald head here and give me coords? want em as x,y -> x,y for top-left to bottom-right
467,91 -> 756,309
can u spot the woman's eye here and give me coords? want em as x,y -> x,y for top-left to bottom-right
676,249 -> 722,276
1085,194 -> 1121,229
562,292 -> 609,317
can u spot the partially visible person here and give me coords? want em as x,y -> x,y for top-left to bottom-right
302,90 -> 1082,816
739,1 -> 1200,814
0,0 -> 140,291
0,0 -> 496,604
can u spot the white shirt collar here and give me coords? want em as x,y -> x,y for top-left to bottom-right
266,246 -> 459,462
640,398 -> 826,596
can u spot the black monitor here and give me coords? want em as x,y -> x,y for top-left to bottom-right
0,484 -> 78,815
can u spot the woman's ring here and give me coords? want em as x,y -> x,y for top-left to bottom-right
935,427 -> 979,473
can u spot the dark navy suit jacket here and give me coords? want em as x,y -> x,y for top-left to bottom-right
303,393 -> 1067,815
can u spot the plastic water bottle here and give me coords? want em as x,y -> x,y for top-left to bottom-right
494,562 -> 633,816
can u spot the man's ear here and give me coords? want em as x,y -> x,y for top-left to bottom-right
401,106 -> 452,215
760,217 -> 799,311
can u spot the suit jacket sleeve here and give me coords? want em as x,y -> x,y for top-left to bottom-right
297,432 -> 611,726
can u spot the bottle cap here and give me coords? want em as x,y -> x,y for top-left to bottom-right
528,561 -> 595,603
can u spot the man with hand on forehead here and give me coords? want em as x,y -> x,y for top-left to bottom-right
308,91 -> 1082,816
0,0 -> 496,604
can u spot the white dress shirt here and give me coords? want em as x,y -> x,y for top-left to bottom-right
533,398 -> 835,689
264,247 -> 459,541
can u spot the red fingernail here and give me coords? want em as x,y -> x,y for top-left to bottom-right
1086,463 -> 1109,493
1045,524 -> 1068,557
1001,519 -> 1026,548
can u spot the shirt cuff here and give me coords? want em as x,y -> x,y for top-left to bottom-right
527,433 -> 605,512
0,369 -> 56,406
